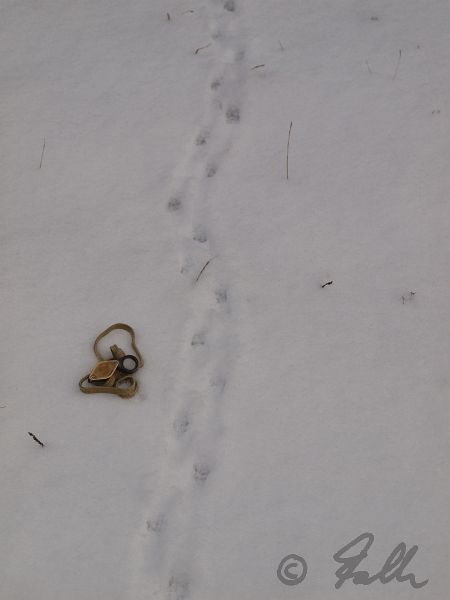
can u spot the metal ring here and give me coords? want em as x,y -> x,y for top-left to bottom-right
118,354 -> 139,374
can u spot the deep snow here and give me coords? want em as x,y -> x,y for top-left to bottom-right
1,1 -> 449,599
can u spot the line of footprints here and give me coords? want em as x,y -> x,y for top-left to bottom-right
150,2 -> 243,598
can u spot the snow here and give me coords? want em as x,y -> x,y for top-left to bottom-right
1,1 -> 449,598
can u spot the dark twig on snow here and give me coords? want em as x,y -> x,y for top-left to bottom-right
194,43 -> 211,55
195,258 -> 214,283
279,40 -> 285,51
39,138 -> 46,169
28,432 -> 45,447
321,281 -> 333,288
166,12 -> 171,21
286,121 -> 293,180
251,64 -> 265,70
392,49 -> 402,81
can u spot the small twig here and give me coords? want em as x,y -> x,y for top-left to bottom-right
194,43 -> 211,55
365,60 -> 373,74
195,258 -> 214,283
286,121 -> 293,180
251,64 -> 265,70
39,138 -> 46,169
278,40 -> 284,51
166,12 -> 171,21
28,432 -> 45,447
321,281 -> 333,288
392,49 -> 402,81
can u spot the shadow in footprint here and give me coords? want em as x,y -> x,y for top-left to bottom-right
167,197 -> 182,212
168,573 -> 190,600
226,106 -> 240,123
194,462 -> 211,482
210,375 -> 227,393
195,131 -> 209,146
193,225 -> 208,243
191,333 -> 206,347
173,416 -> 190,435
215,288 -> 228,304
206,165 -> 217,178
224,0 -> 235,12
146,514 -> 165,533
211,78 -> 222,90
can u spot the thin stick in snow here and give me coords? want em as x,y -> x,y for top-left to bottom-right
251,64 -> 265,70
286,121 -> 293,180
321,281 -> 333,288
166,12 -> 171,21
194,43 -> 211,55
392,49 -> 402,81
195,258 -> 214,283
28,432 -> 45,447
39,138 -> 46,169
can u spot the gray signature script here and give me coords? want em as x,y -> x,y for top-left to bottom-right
277,532 -> 429,589
333,532 -> 429,589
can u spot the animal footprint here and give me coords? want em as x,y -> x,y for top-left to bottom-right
168,573 -> 190,600
173,416 -> 190,435
206,164 -> 217,178
215,288 -> 227,304
195,131 -> 209,146
226,106 -> 240,123
167,197 -> 182,212
146,514 -> 165,532
193,225 -> 208,243
224,0 -> 235,11
210,375 -> 226,392
191,333 -> 205,347
194,462 -> 211,482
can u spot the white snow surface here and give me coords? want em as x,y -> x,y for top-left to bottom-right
1,1 -> 449,598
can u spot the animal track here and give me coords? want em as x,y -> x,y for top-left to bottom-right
173,416 -> 190,435
142,2 -> 243,596
193,225 -> 208,243
210,77 -> 222,90
210,375 -> 226,392
168,573 -> 190,600
215,288 -> 228,304
206,164 -> 217,178
225,106 -> 240,123
191,333 -> 206,347
168,197 -> 182,212
224,0 -> 235,12
193,462 -> 211,482
195,131 -> 209,145
146,514 -> 165,533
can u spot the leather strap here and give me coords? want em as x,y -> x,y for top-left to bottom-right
93,323 -> 144,366
79,374 -> 138,399
79,323 -> 143,399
